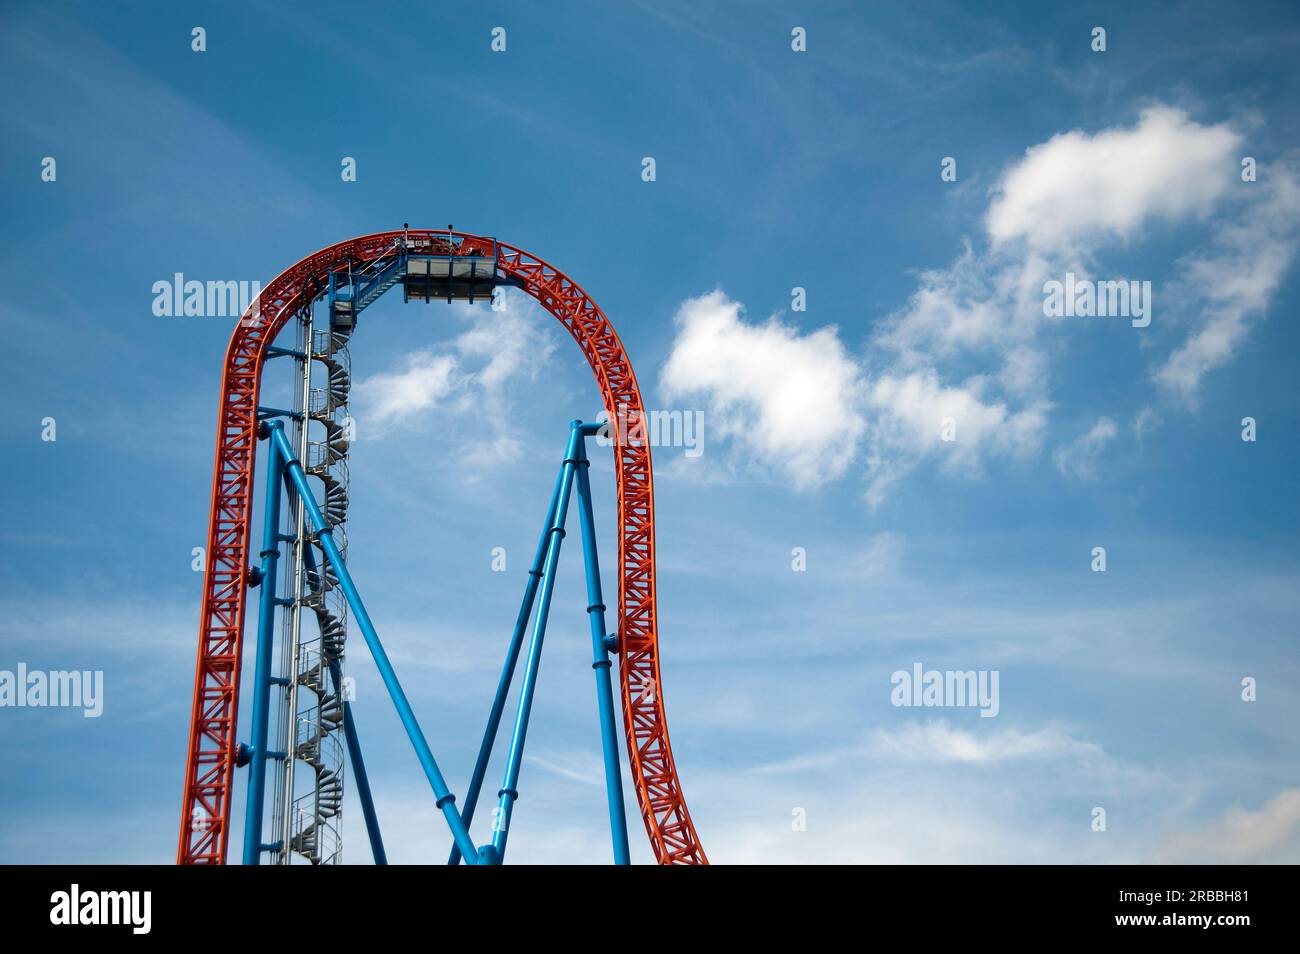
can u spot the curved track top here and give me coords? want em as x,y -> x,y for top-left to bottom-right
179,230 -> 707,864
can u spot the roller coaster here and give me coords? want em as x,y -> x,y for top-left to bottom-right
178,229 -> 707,865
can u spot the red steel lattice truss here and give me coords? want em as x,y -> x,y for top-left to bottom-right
178,230 -> 707,864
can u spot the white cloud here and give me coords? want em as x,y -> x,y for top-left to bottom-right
659,291 -> 1045,503
661,107 -> 1294,505
864,106 -> 1278,503
837,531 -> 905,580
0,594 -> 197,658
659,290 -> 866,488
451,295 -> 555,407
459,434 -> 525,471
1156,160 -> 1300,403
701,792 -> 1090,864
523,750 -> 603,786
356,351 -> 457,423
858,110 -> 1243,505
987,106 -> 1240,253
1052,416 -> 1119,480
863,369 -> 1048,506
869,721 -> 1106,765
866,247 -> 1055,507
1133,405 -> 1160,443
754,720 -> 1108,773
874,244 -> 1053,363
1153,788 -> 1300,863
355,291 -> 555,448
868,370 -> 1047,467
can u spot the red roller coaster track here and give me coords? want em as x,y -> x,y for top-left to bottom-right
178,230 -> 707,865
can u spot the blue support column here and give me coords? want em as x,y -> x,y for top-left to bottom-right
330,659 -> 387,865
267,423 -> 481,864
572,433 -> 632,864
448,458 -> 568,865
242,428 -> 285,865
489,422 -> 584,862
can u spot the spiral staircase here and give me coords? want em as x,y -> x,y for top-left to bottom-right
270,313 -> 353,865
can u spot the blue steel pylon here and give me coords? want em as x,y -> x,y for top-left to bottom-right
240,418 -> 631,865
450,420 -> 631,864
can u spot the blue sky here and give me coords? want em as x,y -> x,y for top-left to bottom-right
2,0 -> 1299,863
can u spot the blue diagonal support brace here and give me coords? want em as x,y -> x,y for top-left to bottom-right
488,422 -> 585,862
448,456 -> 569,865
265,421 -> 480,864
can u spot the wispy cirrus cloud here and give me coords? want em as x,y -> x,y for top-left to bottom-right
869,720 -> 1106,765
753,720 -> 1108,774
0,9 -> 320,234
1155,159 -> 1300,403
1053,416 -> 1119,481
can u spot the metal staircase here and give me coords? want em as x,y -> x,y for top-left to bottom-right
328,252 -> 405,331
269,307 -> 353,865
